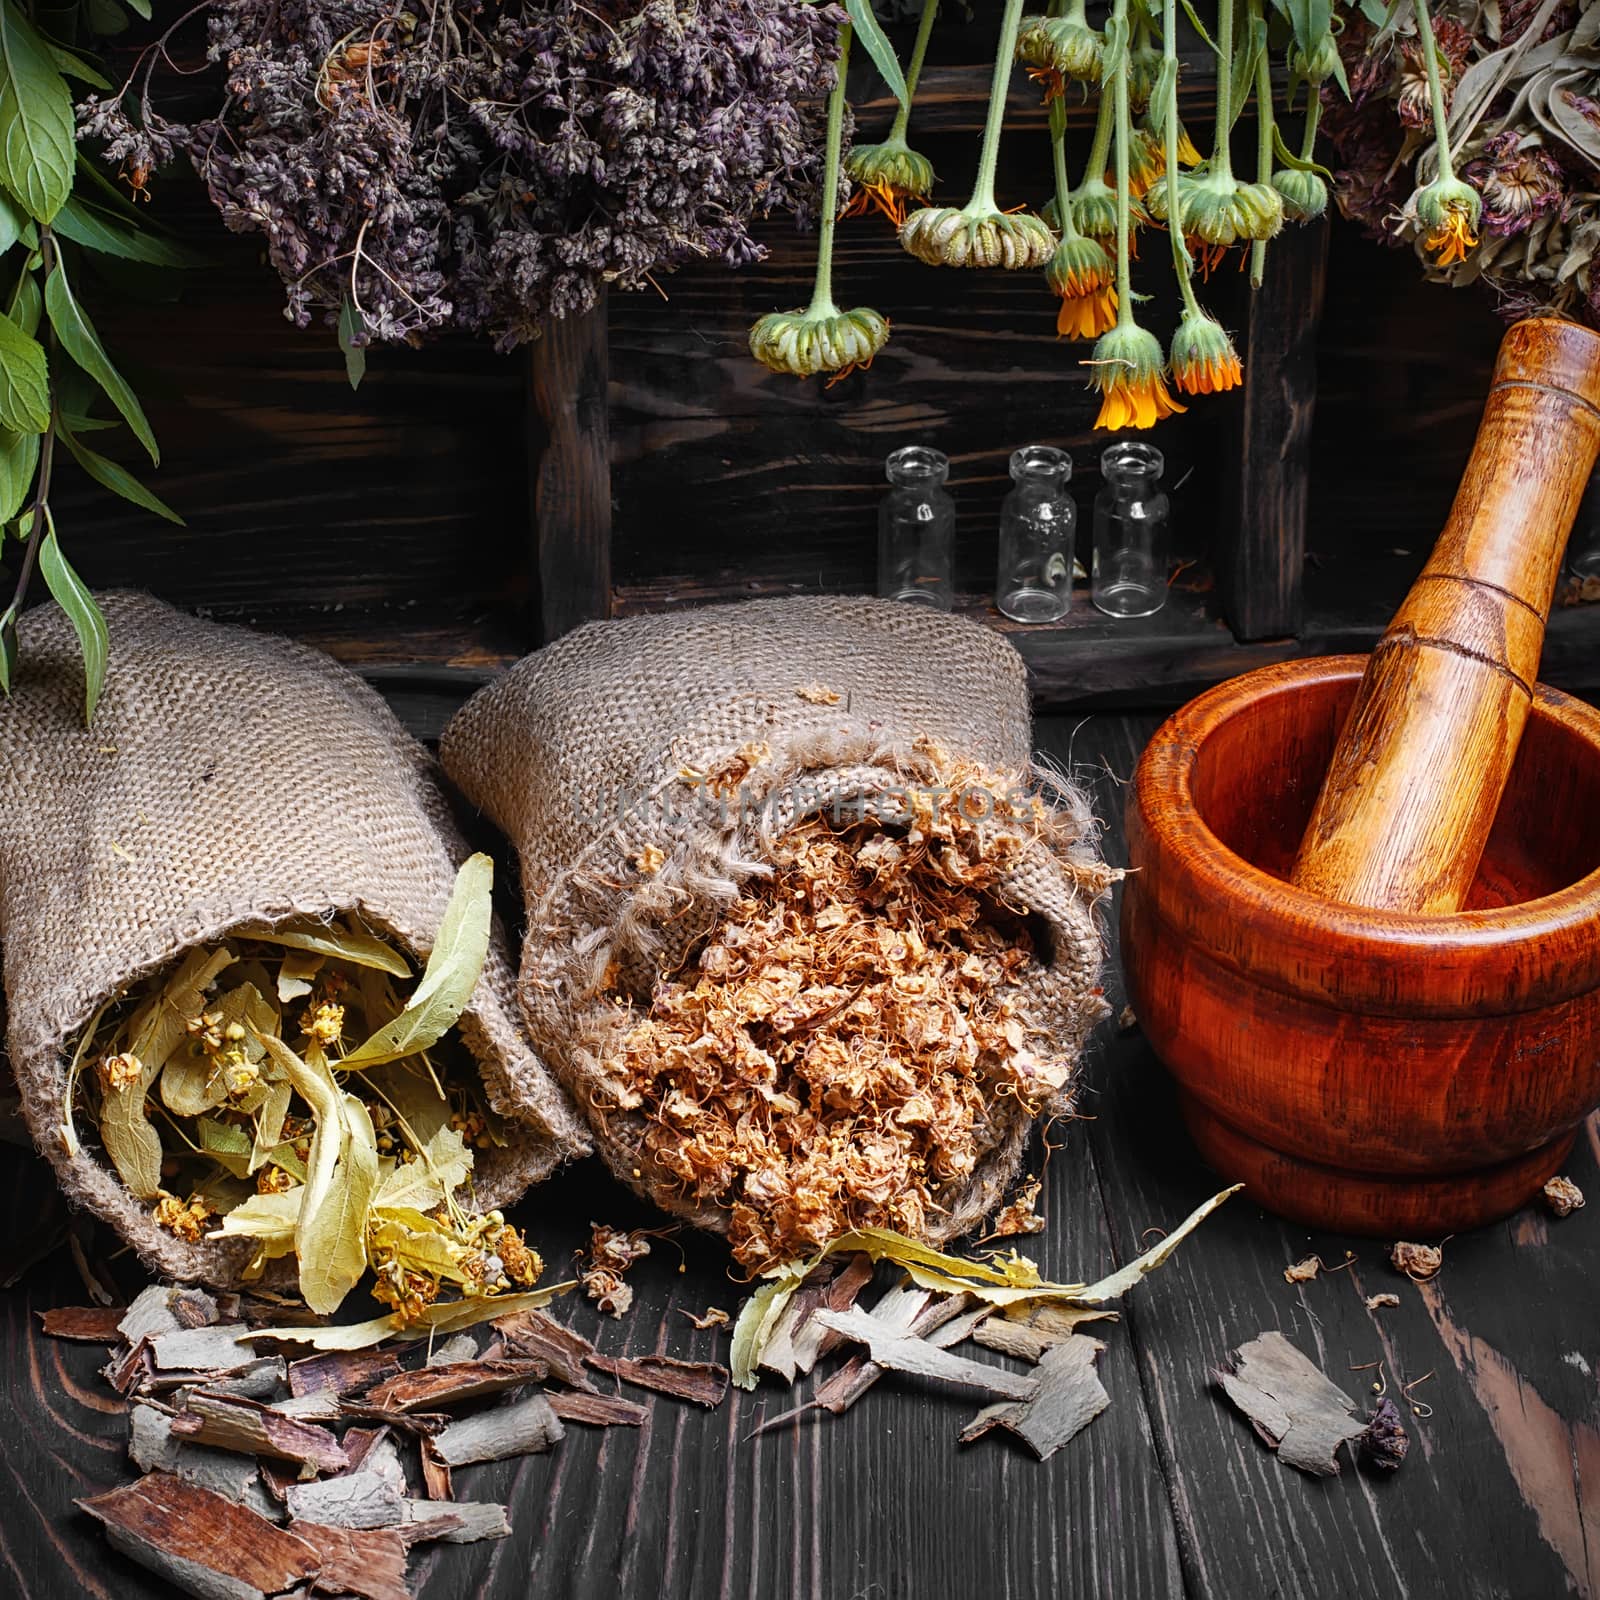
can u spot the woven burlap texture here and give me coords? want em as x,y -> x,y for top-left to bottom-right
0,593 -> 588,1287
441,594 -> 1111,1245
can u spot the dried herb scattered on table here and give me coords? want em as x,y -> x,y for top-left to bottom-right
66,856 -> 545,1320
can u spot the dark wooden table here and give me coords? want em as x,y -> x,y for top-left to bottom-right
3,712 -> 1595,1600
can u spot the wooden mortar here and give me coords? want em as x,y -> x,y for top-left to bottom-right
1122,318 -> 1600,1234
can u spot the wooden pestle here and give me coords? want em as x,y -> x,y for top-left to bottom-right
1292,318 -> 1600,913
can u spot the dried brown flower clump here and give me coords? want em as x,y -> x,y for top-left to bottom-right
611,777 -> 1064,1271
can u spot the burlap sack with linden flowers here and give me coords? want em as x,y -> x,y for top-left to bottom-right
441,595 -> 1113,1270
0,593 -> 588,1286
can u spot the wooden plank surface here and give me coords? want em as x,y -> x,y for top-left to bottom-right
3,707 -> 1595,1600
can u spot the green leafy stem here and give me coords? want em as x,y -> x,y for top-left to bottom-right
0,0 -> 190,720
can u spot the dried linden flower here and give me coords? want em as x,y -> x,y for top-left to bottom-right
634,844 -> 666,875
1283,1255 -> 1322,1284
154,1193 -> 214,1243
1389,1240 -> 1443,1282
1543,1175 -> 1585,1218
99,1052 -> 143,1093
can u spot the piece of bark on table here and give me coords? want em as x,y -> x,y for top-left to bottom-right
287,1348 -> 403,1399
362,1358 -> 548,1413
286,1469 -> 408,1531
39,1304 -> 127,1342
586,1352 -> 729,1408
492,1308 -> 597,1391
431,1391 -> 565,1467
813,1307 -> 1036,1401
291,1521 -> 412,1600
1214,1329 -> 1371,1477
959,1337 -> 1110,1459
129,1405 -> 280,1518
170,1391 -> 349,1473
150,1325 -> 256,1372
546,1389 -> 650,1428
78,1473 -> 321,1600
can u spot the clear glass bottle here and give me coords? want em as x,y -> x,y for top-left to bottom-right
1092,441 -> 1169,618
878,445 -> 955,610
996,445 -> 1075,624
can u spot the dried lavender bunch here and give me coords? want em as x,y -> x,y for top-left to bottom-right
80,0 -> 844,353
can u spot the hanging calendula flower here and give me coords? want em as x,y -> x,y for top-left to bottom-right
1402,0 -> 1481,267
845,0 -> 940,227
901,0 -> 1056,269
1086,0 -> 1184,430
1169,310 -> 1243,393
750,21 -> 890,382
1055,90 -> 1144,249
1127,1 -> 1165,113
1045,98 -> 1118,340
1144,0 -> 1281,266
1017,0 -> 1105,88
1157,0 -> 1241,397
1273,21 -> 1334,222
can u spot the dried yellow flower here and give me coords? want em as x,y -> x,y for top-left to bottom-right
796,684 -> 842,706
495,1226 -> 543,1288
1389,1241 -> 1443,1282
302,1001 -> 345,1048
989,1177 -> 1047,1239
1543,1176 -> 1585,1218
634,844 -> 666,875
153,1193 -> 214,1242
99,1052 -> 144,1093
256,1164 -> 296,1195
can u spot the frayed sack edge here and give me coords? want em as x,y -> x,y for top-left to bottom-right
515,728 -> 1120,1246
12,893 -> 591,1289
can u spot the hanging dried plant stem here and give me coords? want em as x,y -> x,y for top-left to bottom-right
1249,0 -> 1274,286
887,0 -> 940,148
1162,0 -> 1204,319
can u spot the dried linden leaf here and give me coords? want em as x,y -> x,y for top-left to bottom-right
212,1189 -> 302,1260
233,920 -> 411,978
730,1187 -> 1240,1388
340,855 -> 493,1068
99,1053 -> 166,1200
297,1094 -> 382,1316
250,1079 -> 293,1175
276,948 -> 324,1004
245,1282 -> 579,1352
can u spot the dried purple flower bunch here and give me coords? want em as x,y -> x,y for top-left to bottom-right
1322,0 -> 1600,328
80,0 -> 845,353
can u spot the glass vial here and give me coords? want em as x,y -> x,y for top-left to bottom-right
878,445 -> 955,610
996,445 -> 1075,624
1092,441 -> 1169,618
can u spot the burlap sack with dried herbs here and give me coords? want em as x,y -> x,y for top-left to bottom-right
442,595 -> 1114,1270
0,593 -> 588,1286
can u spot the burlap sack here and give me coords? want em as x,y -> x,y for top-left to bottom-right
0,593 -> 589,1286
441,595 -> 1112,1246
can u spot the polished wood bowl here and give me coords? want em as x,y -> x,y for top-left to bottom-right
1123,656 -> 1600,1235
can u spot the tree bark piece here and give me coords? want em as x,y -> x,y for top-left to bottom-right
586,1352 -> 729,1408
493,1308 -> 597,1391
432,1391 -> 565,1467
78,1473 -> 321,1600
39,1305 -> 126,1341
813,1308 -> 1036,1402
170,1392 -> 349,1473
1213,1330 -> 1369,1477
362,1358 -> 548,1414
291,1522 -> 412,1600
546,1390 -> 650,1428
287,1350 -> 403,1399
958,1338 -> 1110,1459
